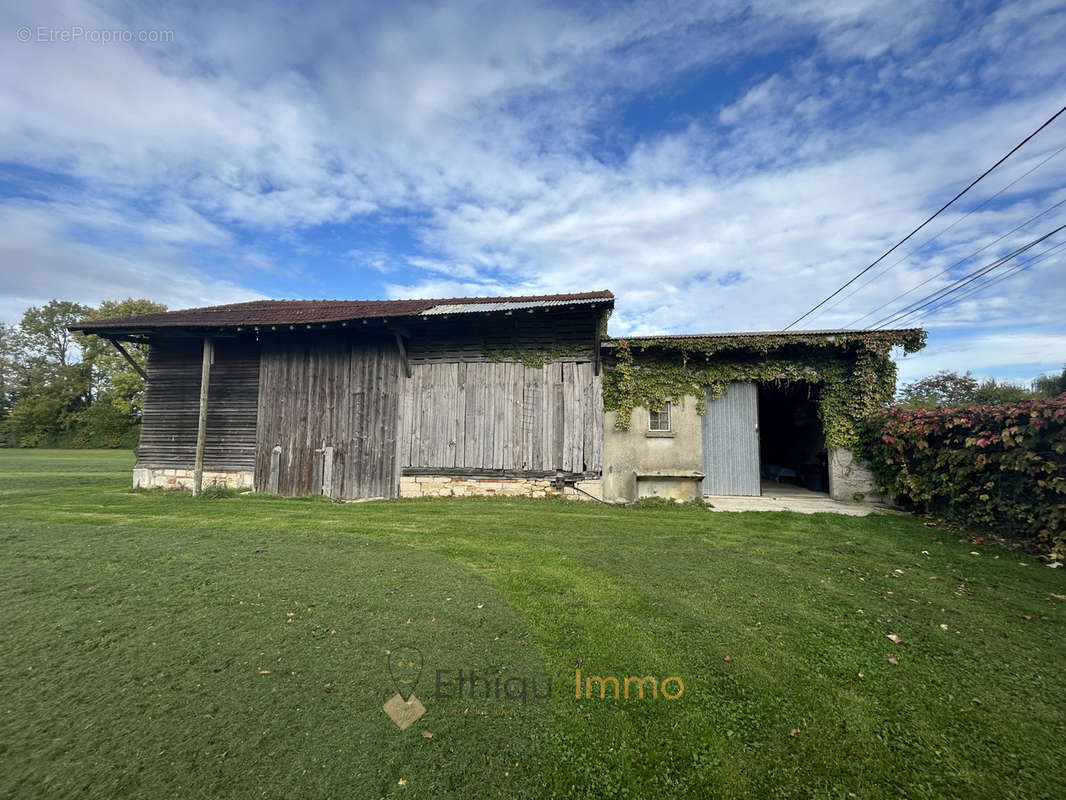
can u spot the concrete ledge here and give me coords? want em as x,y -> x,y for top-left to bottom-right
704,494 -> 873,516
635,470 -> 705,502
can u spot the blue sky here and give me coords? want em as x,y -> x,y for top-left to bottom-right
1,0 -> 1065,385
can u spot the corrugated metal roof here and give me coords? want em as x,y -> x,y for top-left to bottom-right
421,296 -> 608,315
70,290 -> 614,334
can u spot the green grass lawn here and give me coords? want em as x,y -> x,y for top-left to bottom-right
1,450 -> 1064,799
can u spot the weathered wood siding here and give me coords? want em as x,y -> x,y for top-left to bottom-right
406,309 -> 598,364
401,360 -> 602,474
254,335 -> 402,499
136,338 -> 259,470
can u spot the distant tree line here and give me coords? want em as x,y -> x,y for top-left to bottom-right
897,368 -> 1066,408
0,299 -> 165,448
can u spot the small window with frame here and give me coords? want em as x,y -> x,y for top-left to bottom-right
648,402 -> 671,432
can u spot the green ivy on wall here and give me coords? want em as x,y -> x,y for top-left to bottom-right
602,330 -> 925,449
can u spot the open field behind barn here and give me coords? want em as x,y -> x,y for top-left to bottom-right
2,450 -> 1064,799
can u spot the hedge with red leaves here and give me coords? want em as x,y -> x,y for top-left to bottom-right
859,394 -> 1066,554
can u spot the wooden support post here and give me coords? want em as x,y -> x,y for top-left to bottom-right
192,337 -> 214,496
593,319 -> 602,376
107,339 -> 149,381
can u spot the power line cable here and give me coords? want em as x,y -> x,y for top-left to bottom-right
873,224 -> 1066,328
805,142 -> 1066,325
875,227 -> 1063,328
783,101 -> 1066,330
847,196 -> 1066,327
911,239 -> 1066,323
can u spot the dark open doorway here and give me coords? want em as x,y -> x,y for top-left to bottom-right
757,381 -> 829,494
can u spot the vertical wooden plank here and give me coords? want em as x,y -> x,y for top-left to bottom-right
268,444 -> 281,494
455,361 -> 467,468
417,362 -> 435,467
512,363 -> 525,470
587,369 -> 603,472
401,358 -> 416,467
443,362 -> 458,468
408,364 -> 422,468
312,447 -> 324,496
192,337 -> 213,496
463,362 -> 479,469
390,349 -> 404,498
481,363 -> 495,470
322,445 -> 334,497
493,362 -> 507,469
552,369 -> 564,471
569,362 -> 585,472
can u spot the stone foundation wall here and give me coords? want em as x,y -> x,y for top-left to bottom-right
133,467 -> 254,491
400,475 -> 603,501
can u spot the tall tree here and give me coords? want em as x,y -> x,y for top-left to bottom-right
0,322 -> 15,418
899,371 -> 980,407
14,300 -> 90,367
76,298 -> 167,416
1032,366 -> 1066,397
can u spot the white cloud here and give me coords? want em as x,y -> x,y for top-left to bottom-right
0,0 -> 1064,384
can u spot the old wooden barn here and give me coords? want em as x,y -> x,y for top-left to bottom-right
72,292 -> 613,500
72,292 -> 923,504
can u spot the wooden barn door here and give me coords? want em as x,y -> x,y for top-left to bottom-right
702,382 -> 761,496
255,336 -> 402,500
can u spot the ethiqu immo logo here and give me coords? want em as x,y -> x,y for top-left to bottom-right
383,645 -> 684,730
382,646 -> 427,730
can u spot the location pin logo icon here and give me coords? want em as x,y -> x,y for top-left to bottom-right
388,646 -> 423,701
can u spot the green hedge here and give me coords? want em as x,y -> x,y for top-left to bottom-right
859,395 -> 1066,556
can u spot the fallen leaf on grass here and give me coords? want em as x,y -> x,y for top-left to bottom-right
857,671 -> 865,678
723,654 -> 732,662
476,603 -> 485,609
789,728 -> 799,737
887,655 -> 899,665
398,778 -> 407,786
972,698 -> 981,705
421,730 -> 434,739
258,669 -> 271,674
886,633 -> 902,644
1020,615 -> 1033,621
1051,593 -> 1066,600
324,683 -> 335,693
940,624 -> 949,630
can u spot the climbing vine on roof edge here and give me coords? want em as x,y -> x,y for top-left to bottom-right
602,330 -> 926,449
